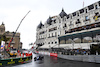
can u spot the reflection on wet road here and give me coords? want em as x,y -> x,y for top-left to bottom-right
6,53 -> 100,67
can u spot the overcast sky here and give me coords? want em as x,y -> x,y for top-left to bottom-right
0,0 -> 99,49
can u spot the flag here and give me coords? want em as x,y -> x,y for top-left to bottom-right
1,41 -> 5,51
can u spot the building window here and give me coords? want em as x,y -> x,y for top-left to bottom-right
76,19 -> 81,24
49,27 -> 57,32
55,41 -> 57,44
86,9 -> 87,13
95,5 -> 98,9
85,16 -> 90,21
64,24 -> 67,27
48,42 -> 50,44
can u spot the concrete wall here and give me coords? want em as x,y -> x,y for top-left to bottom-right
58,54 -> 100,63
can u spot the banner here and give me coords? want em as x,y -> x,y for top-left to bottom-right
1,41 -> 5,51
50,53 -> 58,57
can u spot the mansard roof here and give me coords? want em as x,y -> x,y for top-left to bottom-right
37,21 -> 44,29
59,8 -> 67,18
47,16 -> 52,25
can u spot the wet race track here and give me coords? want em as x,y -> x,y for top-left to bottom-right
6,53 -> 100,67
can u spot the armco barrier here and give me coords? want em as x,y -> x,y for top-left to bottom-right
37,51 -> 57,57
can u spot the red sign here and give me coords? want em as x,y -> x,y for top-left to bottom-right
50,53 -> 57,57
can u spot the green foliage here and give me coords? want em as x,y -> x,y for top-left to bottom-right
90,44 -> 100,54
0,33 -> 10,45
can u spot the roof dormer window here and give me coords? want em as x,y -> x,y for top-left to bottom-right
79,9 -> 84,14
88,4 -> 94,10
72,12 -> 76,16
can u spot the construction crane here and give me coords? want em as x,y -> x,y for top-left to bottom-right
7,11 -> 30,51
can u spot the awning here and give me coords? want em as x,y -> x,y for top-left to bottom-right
39,45 -> 49,48
39,43 -> 91,49
53,44 -> 73,49
53,43 -> 91,49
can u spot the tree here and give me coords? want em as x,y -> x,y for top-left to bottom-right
0,33 -> 10,46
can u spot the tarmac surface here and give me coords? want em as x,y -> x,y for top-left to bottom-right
6,53 -> 100,67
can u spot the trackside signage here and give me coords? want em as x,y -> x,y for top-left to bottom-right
50,53 -> 57,57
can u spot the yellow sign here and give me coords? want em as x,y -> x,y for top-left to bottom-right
0,63 -> 2,65
18,58 -> 23,62
20,58 -> 22,60
7,61 -> 15,64
7,59 -> 15,64
11,59 -> 13,61
25,58 -> 29,61
30,57 -> 31,60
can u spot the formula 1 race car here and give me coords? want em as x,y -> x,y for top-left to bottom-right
34,55 -> 44,61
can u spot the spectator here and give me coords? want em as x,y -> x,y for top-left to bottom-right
83,50 -> 86,55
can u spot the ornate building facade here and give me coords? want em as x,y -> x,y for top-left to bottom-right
0,23 -> 22,50
36,1 -> 100,49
